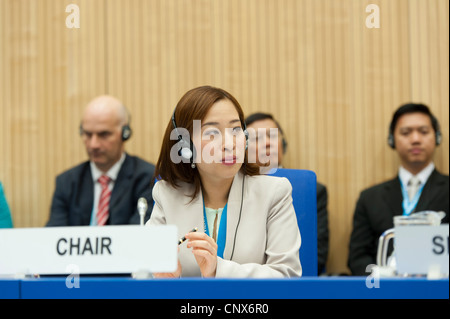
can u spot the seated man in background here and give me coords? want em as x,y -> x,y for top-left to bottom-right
0,182 -> 13,228
46,95 -> 155,226
245,112 -> 329,275
348,103 -> 449,276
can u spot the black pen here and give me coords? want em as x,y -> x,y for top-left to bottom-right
178,227 -> 198,245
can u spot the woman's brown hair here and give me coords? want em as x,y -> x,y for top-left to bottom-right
154,86 -> 259,199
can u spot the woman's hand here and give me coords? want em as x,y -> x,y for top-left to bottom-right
185,232 -> 218,278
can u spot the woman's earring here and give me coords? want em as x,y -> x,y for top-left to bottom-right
191,163 -> 196,169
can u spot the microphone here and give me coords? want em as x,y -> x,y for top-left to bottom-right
137,197 -> 148,226
180,147 -> 193,160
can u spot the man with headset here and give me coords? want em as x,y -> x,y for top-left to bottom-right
245,112 -> 329,275
348,103 -> 449,276
46,95 -> 155,226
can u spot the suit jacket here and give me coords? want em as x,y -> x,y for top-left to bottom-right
348,169 -> 449,276
316,182 -> 329,274
147,172 -> 302,278
46,154 -> 155,226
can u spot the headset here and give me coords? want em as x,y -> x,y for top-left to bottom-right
171,106 -> 249,166
281,135 -> 288,154
120,124 -> 132,141
171,109 -> 196,166
79,123 -> 132,141
387,111 -> 442,149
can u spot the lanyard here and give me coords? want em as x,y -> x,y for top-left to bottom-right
400,179 -> 425,216
203,203 -> 227,258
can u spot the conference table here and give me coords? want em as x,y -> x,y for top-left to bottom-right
1,276 -> 448,299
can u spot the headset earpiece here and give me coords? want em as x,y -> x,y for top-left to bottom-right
388,133 -> 395,149
433,115 -> 442,146
282,137 -> 288,154
177,135 -> 194,160
243,129 -> 249,150
79,123 -> 132,141
172,107 -> 196,166
122,124 -> 132,141
180,147 -> 193,160
436,131 -> 442,146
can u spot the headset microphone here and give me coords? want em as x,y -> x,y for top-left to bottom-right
180,147 -> 193,160
172,107 -> 196,169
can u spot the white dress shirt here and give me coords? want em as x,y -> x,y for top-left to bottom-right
398,162 -> 435,192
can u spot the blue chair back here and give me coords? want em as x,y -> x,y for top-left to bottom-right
269,168 -> 318,276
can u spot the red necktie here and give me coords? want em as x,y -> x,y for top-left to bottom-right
97,175 -> 111,226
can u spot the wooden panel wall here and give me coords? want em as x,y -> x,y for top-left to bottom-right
0,0 -> 448,274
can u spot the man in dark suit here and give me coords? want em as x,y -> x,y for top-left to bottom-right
245,113 -> 329,274
348,103 -> 449,276
46,95 -> 155,226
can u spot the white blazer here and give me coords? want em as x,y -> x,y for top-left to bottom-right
147,171 -> 302,278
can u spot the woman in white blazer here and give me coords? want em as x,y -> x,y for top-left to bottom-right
147,86 -> 301,278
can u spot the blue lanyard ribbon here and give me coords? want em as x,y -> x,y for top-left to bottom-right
400,179 -> 425,216
203,203 -> 227,258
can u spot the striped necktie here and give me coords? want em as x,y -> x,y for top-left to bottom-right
97,175 -> 111,226
407,176 -> 421,201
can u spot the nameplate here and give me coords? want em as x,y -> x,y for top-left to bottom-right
0,225 -> 177,275
395,225 -> 449,275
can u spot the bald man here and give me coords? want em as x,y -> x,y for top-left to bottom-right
46,95 -> 155,226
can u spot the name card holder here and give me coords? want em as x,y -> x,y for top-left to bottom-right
0,225 -> 177,276
395,224 -> 449,276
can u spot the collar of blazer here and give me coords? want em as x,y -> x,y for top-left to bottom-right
384,169 -> 445,216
